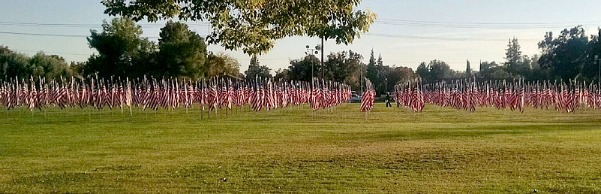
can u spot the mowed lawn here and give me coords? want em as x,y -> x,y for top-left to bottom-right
0,103 -> 600,193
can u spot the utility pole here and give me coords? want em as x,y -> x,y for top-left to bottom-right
321,36 -> 324,80
305,45 -> 319,89
360,63 -> 364,93
595,55 -> 601,90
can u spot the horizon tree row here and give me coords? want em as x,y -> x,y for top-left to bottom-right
4,22 -> 601,96
416,26 -> 601,84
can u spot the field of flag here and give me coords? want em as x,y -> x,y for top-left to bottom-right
0,76 -> 351,114
1,77 -> 601,193
2,76 -> 601,118
395,79 -> 601,113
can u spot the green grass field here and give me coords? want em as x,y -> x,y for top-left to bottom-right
1,104 -> 600,193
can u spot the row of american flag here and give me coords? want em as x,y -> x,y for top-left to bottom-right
0,76 -> 352,112
395,79 -> 601,113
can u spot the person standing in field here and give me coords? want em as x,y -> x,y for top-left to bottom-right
385,92 -> 392,107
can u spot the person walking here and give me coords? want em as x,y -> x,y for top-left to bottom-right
385,92 -> 392,107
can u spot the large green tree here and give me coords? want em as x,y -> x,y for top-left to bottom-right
274,68 -> 290,81
391,66 -> 415,83
384,65 -> 414,92
415,62 -> 429,82
322,50 -> 361,83
538,26 -> 589,80
29,52 -> 71,80
0,47 -> 30,79
85,17 -> 154,78
428,60 -> 452,82
205,52 -> 241,78
585,28 -> 601,82
0,46 -> 71,80
415,60 -> 460,83
344,51 -> 365,91
157,21 -> 207,79
286,55 -> 320,82
282,50 -> 364,89
101,0 -> 376,55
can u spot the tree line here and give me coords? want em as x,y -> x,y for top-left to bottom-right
273,49 -> 415,94
81,18 -> 241,80
0,46 -> 73,80
416,26 -> 601,84
264,25 -> 601,95
1,18 -> 244,81
2,21 -> 601,96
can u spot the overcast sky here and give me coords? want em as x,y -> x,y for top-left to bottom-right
2,0 -> 601,72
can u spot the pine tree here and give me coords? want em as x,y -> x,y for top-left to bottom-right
466,60 -> 472,78
376,54 -> 386,93
505,37 -> 522,75
245,54 -> 272,79
366,49 -> 377,81
250,54 -> 259,67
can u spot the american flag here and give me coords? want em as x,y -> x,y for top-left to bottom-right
360,79 -> 375,112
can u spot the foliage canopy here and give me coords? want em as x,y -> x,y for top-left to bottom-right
101,0 -> 376,55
